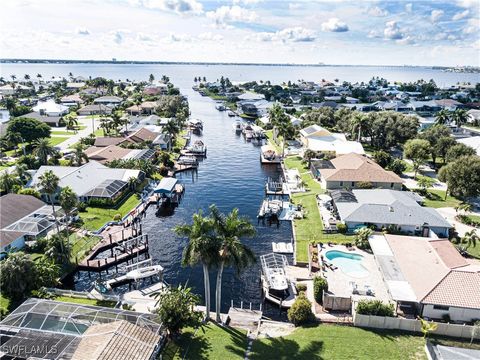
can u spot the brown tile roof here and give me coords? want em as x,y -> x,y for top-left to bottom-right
71,320 -> 161,360
0,230 -> 27,248
320,153 -> 402,183
128,128 -> 158,143
0,194 -> 45,229
94,137 -> 125,147
85,145 -> 133,164
422,271 -> 480,309
429,239 -> 468,269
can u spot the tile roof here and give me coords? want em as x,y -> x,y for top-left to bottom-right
320,153 -> 402,183
422,271 -> 480,309
94,137 -> 125,147
85,145 -> 133,164
128,127 -> 158,142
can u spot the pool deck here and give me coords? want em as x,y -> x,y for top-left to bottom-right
319,245 -> 391,303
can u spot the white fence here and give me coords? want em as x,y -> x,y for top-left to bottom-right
353,313 -> 480,340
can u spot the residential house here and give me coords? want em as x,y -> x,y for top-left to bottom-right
467,109 -> 480,125
66,82 -> 86,90
369,234 -> 480,322
310,101 -> 339,110
77,104 -> 113,116
93,95 -> 123,106
33,100 -> 69,117
143,84 -> 168,95
126,127 -> 171,150
60,94 -> 84,107
125,101 -> 157,115
0,298 -> 165,360
311,153 -> 403,190
238,99 -> 273,117
299,124 -> 365,156
0,194 -> 62,256
94,136 -> 125,147
330,189 -> 452,237
23,111 -> 64,127
85,145 -> 156,164
435,99 -> 464,111
29,161 -> 145,203
374,101 -> 413,112
457,136 -> 480,156
409,100 -> 442,115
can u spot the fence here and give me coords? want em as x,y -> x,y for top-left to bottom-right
353,313 -> 480,340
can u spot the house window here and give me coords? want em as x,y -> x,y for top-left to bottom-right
340,181 -> 344,187
351,182 -> 355,187
390,182 -> 394,188
433,305 -> 449,311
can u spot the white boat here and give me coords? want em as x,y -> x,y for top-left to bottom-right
233,120 -> 242,131
260,144 -> 281,164
187,119 -> 203,132
186,140 -> 206,154
177,156 -> 198,166
126,265 -> 164,281
258,199 -> 283,218
260,253 -> 297,308
215,104 -> 226,111
227,110 -> 236,117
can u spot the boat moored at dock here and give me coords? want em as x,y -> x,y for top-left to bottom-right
260,253 -> 297,308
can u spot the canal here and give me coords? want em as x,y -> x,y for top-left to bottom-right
76,85 -> 293,316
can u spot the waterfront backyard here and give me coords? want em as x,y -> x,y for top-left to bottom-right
161,322 -> 480,360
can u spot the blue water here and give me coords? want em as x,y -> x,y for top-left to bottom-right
325,250 -> 369,278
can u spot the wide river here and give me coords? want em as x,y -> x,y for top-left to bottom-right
2,63 -> 478,314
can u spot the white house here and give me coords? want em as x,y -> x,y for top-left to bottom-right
33,100 -> 69,117
299,124 -> 365,156
369,234 -> 480,323
93,96 -> 123,106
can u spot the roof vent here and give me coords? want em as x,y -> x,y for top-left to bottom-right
389,206 -> 394,212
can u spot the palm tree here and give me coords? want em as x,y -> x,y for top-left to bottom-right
452,109 -> 468,130
72,143 -> 89,166
435,109 -> 450,125
276,121 -> 296,157
64,113 -> 79,132
24,74 -> 30,82
15,163 -> 31,184
127,176 -> 138,191
462,229 -> 479,249
59,186 -> 77,237
351,113 -> 368,142
175,211 -> 219,319
4,131 -> 23,155
455,202 -> 472,216
36,73 -> 42,83
419,317 -> 438,338
209,205 -> 256,322
162,119 -> 180,140
38,170 -> 61,237
10,75 -> 16,82
33,138 -> 55,165
0,172 -> 20,193
303,149 -> 316,168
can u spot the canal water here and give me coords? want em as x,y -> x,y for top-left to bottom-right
74,85 -> 293,316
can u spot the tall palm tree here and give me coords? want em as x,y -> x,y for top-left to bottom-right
175,211 -> 219,320
462,229 -> 479,249
59,186 -> 77,238
33,138 -> 55,165
0,172 -> 20,193
72,143 -> 89,166
36,73 -> 42,83
15,163 -> 31,184
351,113 -> 368,142
24,74 -> 30,82
38,170 -> 61,237
276,121 -> 296,157
452,109 -> 468,129
435,109 -> 450,125
64,114 -> 79,132
10,75 -> 16,82
209,205 -> 256,322
162,119 -> 180,140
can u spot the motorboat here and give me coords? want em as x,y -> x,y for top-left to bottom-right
233,120 -> 242,132
186,140 -> 207,155
177,156 -> 198,166
260,253 -> 296,308
227,110 -> 236,117
187,119 -> 203,134
260,145 -> 281,164
126,265 -> 164,281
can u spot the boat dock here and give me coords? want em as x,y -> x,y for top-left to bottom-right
104,259 -> 163,290
227,307 -> 263,332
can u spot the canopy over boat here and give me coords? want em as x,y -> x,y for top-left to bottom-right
154,177 -> 178,194
261,144 -> 277,154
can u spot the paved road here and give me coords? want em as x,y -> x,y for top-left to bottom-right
436,207 -> 479,237
53,116 -> 100,151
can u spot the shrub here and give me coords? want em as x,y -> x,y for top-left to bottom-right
296,283 -> 307,293
336,223 -> 347,234
287,293 -> 314,326
77,202 -> 88,212
313,276 -> 328,304
354,227 -> 373,250
88,198 -> 114,208
356,300 -> 395,317
357,181 -> 373,189
113,213 -> 122,221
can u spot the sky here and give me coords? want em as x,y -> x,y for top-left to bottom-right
1,0 -> 479,66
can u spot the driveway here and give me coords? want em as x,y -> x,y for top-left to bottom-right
436,207 -> 479,237
53,116 -> 100,151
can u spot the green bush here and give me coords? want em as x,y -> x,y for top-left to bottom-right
88,198 -> 114,207
113,213 -> 122,221
356,300 -> 395,317
336,223 -> 347,234
287,293 -> 314,326
296,283 -> 307,293
77,202 -> 87,212
313,276 -> 328,304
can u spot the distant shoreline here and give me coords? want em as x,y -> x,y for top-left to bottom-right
0,59 -> 448,68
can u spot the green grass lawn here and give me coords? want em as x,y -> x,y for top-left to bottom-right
251,324 -> 427,360
79,193 -> 141,231
0,294 -> 10,315
283,156 -> 352,262
68,232 -> 103,263
49,137 -> 69,146
51,130 -> 76,136
162,322 -> 247,360
419,189 -> 461,208
52,296 -> 116,307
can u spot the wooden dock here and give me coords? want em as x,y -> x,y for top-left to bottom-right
227,307 -> 263,332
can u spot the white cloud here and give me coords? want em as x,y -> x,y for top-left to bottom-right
456,0 -> 479,8
206,5 -> 258,27
140,0 -> 203,14
367,6 -> 388,17
198,32 -> 223,41
431,9 -> 444,23
396,36 -> 414,45
288,3 -> 302,10
76,27 -> 90,35
367,30 -> 381,38
463,17 -> 479,33
321,18 -> 349,32
452,9 -> 469,21
384,21 -> 403,40
251,27 -> 316,42
111,30 -> 123,44
167,33 -> 193,42
405,3 -> 412,13
232,0 -> 261,5
137,32 -> 153,41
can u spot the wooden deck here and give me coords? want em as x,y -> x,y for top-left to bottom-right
227,307 -> 263,332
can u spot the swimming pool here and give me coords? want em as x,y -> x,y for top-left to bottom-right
325,250 -> 370,278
